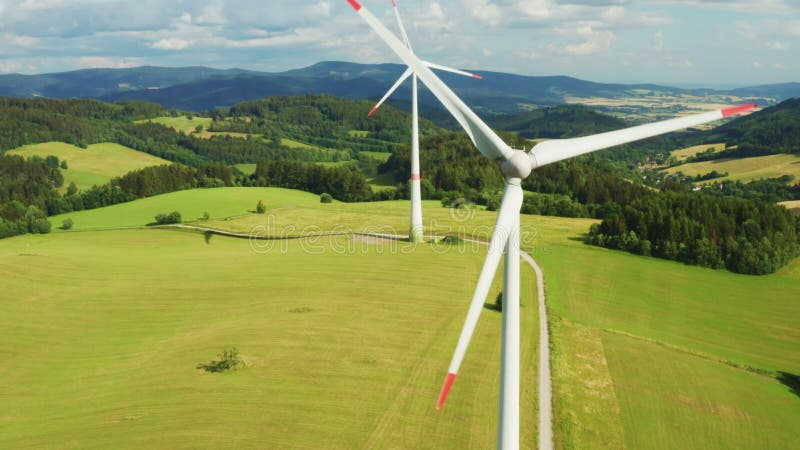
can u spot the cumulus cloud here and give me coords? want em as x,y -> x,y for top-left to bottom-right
562,26 -> 616,55
150,38 -> 191,51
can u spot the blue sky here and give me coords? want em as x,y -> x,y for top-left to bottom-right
0,0 -> 798,87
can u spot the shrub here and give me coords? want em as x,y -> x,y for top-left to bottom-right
155,211 -> 182,225
197,347 -> 243,373
256,200 -> 266,214
320,193 -> 333,203
61,218 -> 74,230
60,160 -> 68,170
202,211 -> 210,221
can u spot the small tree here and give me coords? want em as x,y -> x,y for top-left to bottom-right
320,193 -> 333,204
61,218 -> 74,230
197,347 -> 243,373
66,182 -> 78,197
202,211 -> 210,221
256,200 -> 266,214
194,124 -> 204,134
60,160 -> 68,170
155,211 -> 182,225
45,155 -> 59,169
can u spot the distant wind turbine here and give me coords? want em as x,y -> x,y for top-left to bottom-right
368,0 -> 483,243
346,1 -> 756,448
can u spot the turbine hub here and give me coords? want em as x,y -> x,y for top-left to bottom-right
500,149 -> 532,180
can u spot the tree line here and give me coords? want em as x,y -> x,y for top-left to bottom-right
587,191 -> 800,274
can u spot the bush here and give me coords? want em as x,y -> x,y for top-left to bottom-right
320,193 -> 333,203
202,211 -> 210,221
256,200 -> 266,214
61,218 -> 74,230
155,211 -> 182,225
197,347 -> 243,373
60,160 -> 68,170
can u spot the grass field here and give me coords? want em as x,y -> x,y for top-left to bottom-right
234,164 -> 257,175
5,187 -> 799,448
50,188 -> 324,230
360,151 -> 392,163
281,137 -> 318,149
664,153 -> 800,184
196,131 -> 250,140
136,116 -> 213,134
7,142 -> 170,191
670,143 -> 726,162
0,226 -> 538,448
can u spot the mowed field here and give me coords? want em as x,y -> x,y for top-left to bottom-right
5,187 -> 800,448
7,142 -> 170,191
670,143 -> 726,162
136,116 -> 213,134
663,153 -> 800,184
0,229 -> 538,449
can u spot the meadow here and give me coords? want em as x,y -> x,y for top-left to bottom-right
0,229 -> 537,449
7,188 -> 800,448
669,143 -> 726,162
663,153 -> 800,184
136,116 -> 213,134
7,142 -> 170,191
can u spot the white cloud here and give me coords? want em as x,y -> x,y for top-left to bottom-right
1,32 -> 40,47
77,56 -> 143,69
652,30 -> 665,52
562,26 -> 616,56
150,38 -> 190,50
765,41 -> 790,50
461,0 -> 503,26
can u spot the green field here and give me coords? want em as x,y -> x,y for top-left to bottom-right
281,137 -> 318,149
664,153 -> 800,184
4,187 -> 799,448
7,142 -> 170,191
360,151 -> 392,163
50,188 -> 325,230
0,204 -> 539,448
670,143 -> 726,162
234,163 -> 257,175
136,116 -> 213,134
349,130 -> 369,138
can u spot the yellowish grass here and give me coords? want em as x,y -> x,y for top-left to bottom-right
670,143 -> 726,162
663,154 -> 800,184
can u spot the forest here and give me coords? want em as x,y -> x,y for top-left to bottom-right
1,95 -> 799,273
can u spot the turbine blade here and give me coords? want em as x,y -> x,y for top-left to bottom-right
391,0 -> 412,50
346,0 -> 513,161
530,104 -> 757,168
369,68 -> 413,117
437,182 -> 524,410
423,60 -> 483,80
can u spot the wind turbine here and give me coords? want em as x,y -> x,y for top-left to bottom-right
345,1 -> 756,448
368,0 -> 484,243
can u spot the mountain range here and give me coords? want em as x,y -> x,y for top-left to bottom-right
1,61 -> 798,113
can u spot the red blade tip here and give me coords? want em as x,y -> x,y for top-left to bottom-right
436,373 -> 457,410
391,0 -> 397,7
368,107 -> 377,117
472,74 -> 483,80
347,0 -> 362,11
722,104 -> 757,118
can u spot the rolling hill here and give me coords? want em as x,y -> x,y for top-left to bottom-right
2,61 -> 797,114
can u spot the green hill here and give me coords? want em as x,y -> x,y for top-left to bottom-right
8,142 -> 170,191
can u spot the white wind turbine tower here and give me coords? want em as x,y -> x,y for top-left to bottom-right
345,1 -> 756,448
368,0 -> 483,242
